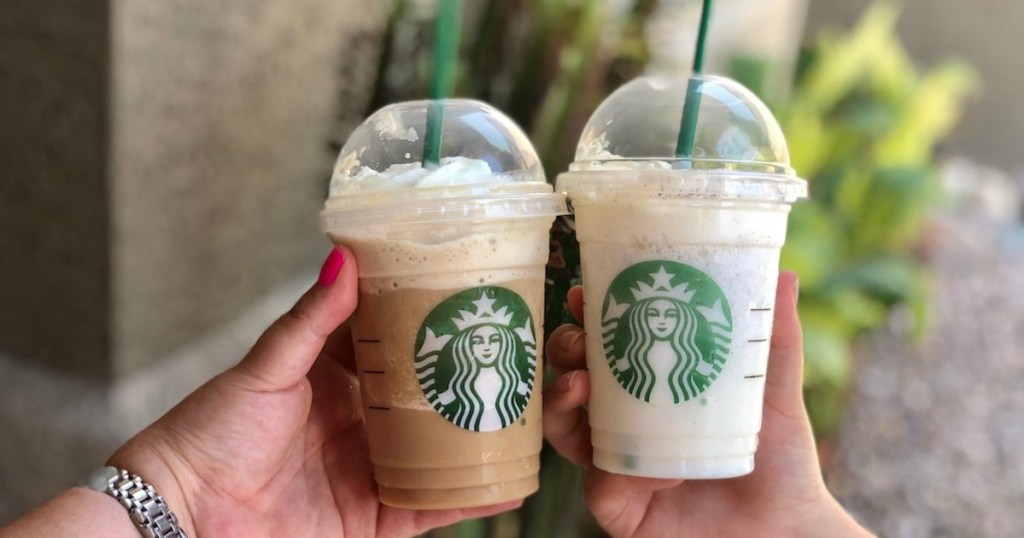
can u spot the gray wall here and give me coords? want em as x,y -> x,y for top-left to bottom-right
0,0 -> 386,521
807,0 -> 1024,173
0,0 -> 112,378
0,0 -> 387,380
109,0 -> 385,377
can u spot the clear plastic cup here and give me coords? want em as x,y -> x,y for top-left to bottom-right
321,99 -> 566,508
556,75 -> 807,479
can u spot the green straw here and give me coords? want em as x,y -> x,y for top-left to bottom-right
423,0 -> 462,167
675,0 -> 713,158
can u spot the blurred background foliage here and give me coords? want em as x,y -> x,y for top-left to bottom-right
364,1 -> 975,536
751,3 -> 977,439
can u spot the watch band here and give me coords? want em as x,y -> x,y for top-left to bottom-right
90,466 -> 188,538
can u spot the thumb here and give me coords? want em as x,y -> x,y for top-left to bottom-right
763,271 -> 807,420
235,247 -> 358,391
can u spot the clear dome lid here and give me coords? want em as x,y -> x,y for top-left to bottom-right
328,99 -> 546,202
322,99 -> 565,234
572,75 -> 791,173
560,75 -> 805,203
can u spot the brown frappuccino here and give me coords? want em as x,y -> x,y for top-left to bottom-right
321,100 -> 566,508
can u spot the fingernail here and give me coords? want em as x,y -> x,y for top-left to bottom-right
792,275 -> 800,303
559,329 -> 581,354
556,371 -> 577,393
317,247 -> 345,287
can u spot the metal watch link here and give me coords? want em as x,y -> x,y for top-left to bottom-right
87,466 -> 188,538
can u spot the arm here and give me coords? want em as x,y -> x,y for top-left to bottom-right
0,488 -> 152,538
2,247 -> 519,538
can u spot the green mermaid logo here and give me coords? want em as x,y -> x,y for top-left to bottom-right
415,287 -> 537,432
602,261 -> 732,404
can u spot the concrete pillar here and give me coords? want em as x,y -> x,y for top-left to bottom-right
0,0 -> 387,522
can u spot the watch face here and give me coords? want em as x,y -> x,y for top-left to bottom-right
85,466 -> 121,492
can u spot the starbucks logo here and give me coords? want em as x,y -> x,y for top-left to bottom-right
602,261 -> 733,404
414,286 -> 537,432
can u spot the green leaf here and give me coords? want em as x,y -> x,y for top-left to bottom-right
831,166 -> 874,222
832,95 -> 898,138
804,381 -> 848,439
780,202 -> 843,289
874,60 -> 979,167
779,101 -> 839,179
822,289 -> 888,333
729,54 -> 774,103
851,166 -> 939,254
824,255 -> 926,305
797,2 -> 901,110
798,299 -> 858,339
801,320 -> 853,389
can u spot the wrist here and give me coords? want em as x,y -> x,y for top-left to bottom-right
107,435 -> 198,537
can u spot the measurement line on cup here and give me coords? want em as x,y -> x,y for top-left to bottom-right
368,405 -> 391,411
750,307 -> 772,312
744,374 -> 765,379
747,338 -> 768,343
357,338 -> 381,344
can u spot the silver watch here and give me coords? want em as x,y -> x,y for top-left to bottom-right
87,466 -> 188,538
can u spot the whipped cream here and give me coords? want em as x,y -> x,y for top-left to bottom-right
372,109 -> 419,143
329,156 -> 521,197
572,124 -> 759,171
571,133 -> 671,171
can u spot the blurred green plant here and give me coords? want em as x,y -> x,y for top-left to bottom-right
731,3 -> 977,437
363,1 -> 975,536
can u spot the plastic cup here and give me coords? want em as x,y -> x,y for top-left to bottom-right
556,75 -> 807,479
321,99 -> 566,508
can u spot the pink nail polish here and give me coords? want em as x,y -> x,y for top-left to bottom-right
317,247 -> 346,287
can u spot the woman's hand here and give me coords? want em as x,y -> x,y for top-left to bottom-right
543,272 -> 873,537
106,248 -> 519,537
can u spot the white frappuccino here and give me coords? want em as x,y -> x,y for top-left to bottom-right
558,75 -> 807,479
322,99 -> 566,508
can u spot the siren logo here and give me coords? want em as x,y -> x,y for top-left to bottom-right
415,287 -> 537,432
602,261 -> 733,404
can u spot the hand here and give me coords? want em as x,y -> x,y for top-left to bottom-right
109,248 -> 519,537
543,272 -> 872,537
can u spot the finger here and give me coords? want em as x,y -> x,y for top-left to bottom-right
393,500 -> 524,537
584,470 -> 683,537
235,247 -> 358,391
542,371 -> 592,466
545,323 -> 587,376
567,285 -> 584,323
320,321 -> 357,373
455,499 -> 524,519
764,271 -> 806,420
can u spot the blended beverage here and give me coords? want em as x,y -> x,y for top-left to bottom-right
322,100 -> 565,508
557,75 -> 807,479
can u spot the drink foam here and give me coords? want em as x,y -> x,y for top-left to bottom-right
329,156 -> 526,199
332,218 -> 550,292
